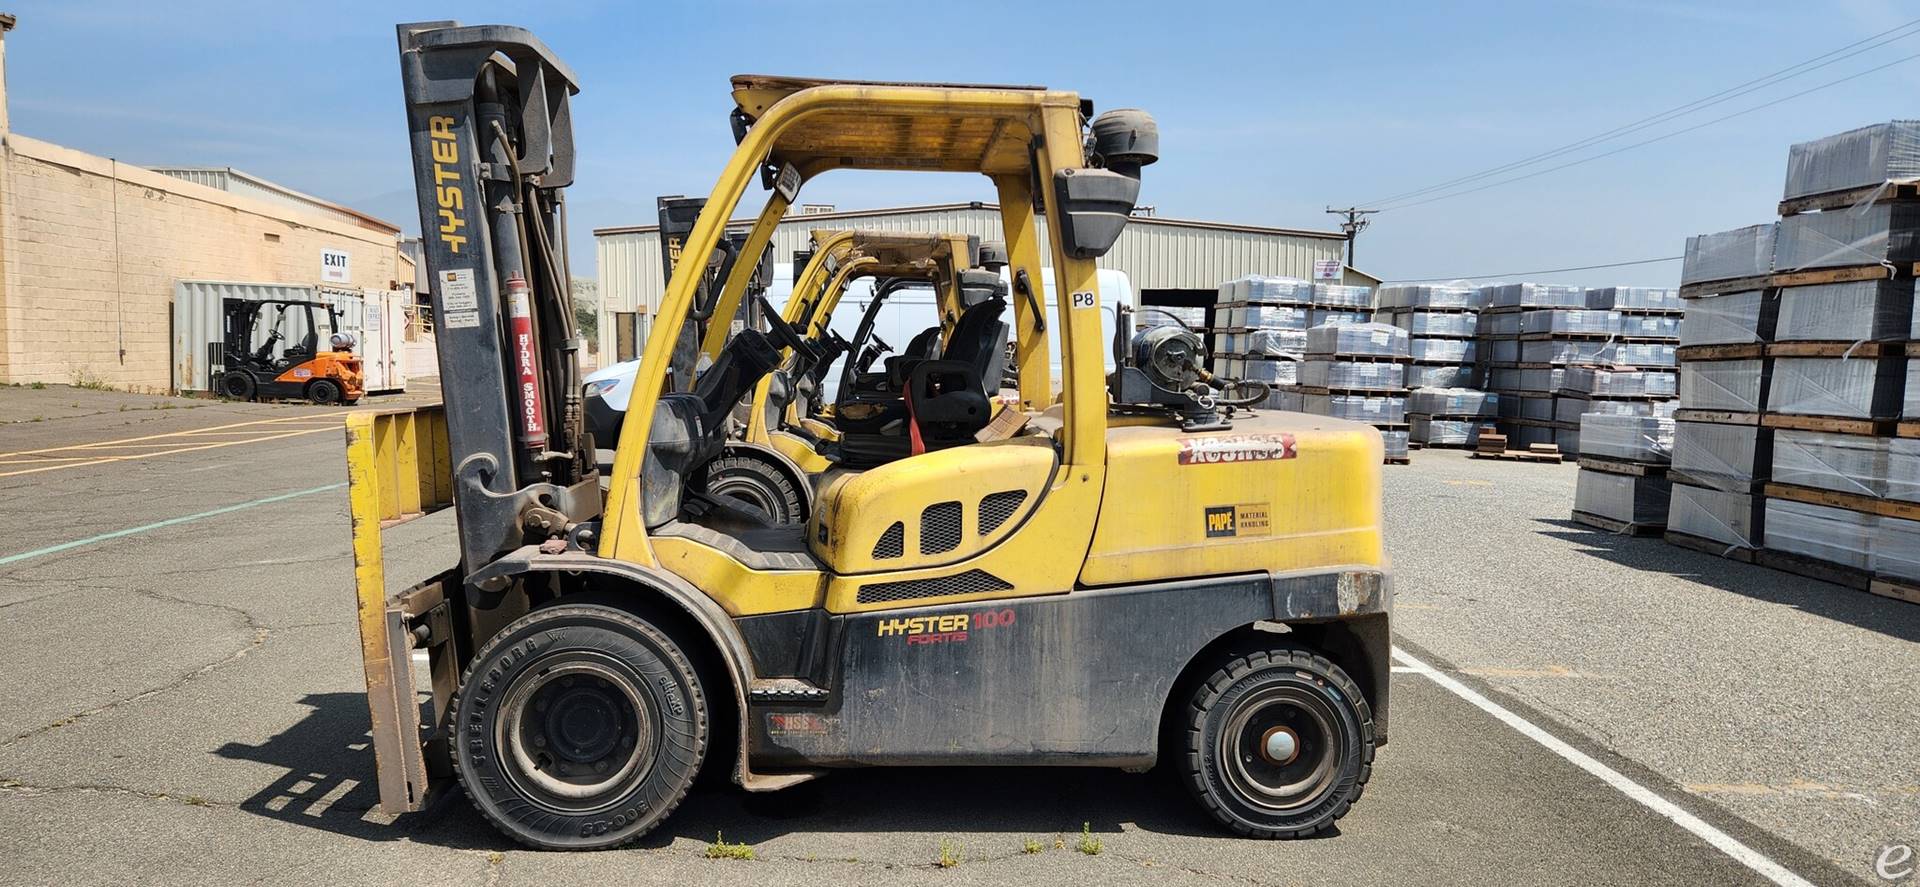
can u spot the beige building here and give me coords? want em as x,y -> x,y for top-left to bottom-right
0,18 -> 406,390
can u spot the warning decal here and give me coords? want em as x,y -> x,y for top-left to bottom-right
1178,433 -> 1297,465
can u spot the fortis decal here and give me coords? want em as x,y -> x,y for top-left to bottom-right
1178,433 -> 1296,465
876,608 -> 1016,645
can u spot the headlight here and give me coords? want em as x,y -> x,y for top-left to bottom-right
586,378 -> 620,397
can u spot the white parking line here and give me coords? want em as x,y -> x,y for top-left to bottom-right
1391,647 -> 1815,887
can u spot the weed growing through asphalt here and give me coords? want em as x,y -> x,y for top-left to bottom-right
1021,837 -> 1044,854
29,382 -> 45,390
704,832 -> 756,860
1077,823 -> 1102,856
936,838 -> 962,868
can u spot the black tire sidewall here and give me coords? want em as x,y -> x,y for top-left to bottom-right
455,605 -> 706,849
704,454 -> 805,523
307,379 -> 341,404
1189,652 -> 1369,837
219,373 -> 254,400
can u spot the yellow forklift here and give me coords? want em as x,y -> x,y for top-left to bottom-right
355,20 -> 1388,850
746,229 -> 995,471
588,228 -> 989,522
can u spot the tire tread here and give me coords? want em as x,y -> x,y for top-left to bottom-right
1180,645 -> 1375,839
449,602 -> 709,850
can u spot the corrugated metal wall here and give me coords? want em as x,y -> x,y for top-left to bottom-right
593,207 -> 1347,357
148,167 -> 380,231
171,280 -> 412,393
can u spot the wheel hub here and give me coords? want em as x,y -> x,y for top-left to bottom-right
1260,725 -> 1300,765
1218,684 -> 1342,813
497,658 -> 656,812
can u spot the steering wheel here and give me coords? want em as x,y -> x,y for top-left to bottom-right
755,294 -> 815,361
869,333 -> 894,357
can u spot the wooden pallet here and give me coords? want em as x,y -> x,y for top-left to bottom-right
1665,529 -> 1920,605
1677,263 -> 1920,299
1867,577 -> 1920,605
1571,510 -> 1664,536
1754,548 -> 1872,591
1516,331 -> 1679,343
1759,413 -> 1898,436
1676,343 -> 1765,362
1763,481 -> 1920,521
1665,469 -> 1766,494
1898,421 -> 1920,439
1289,385 -> 1411,396
1578,456 -> 1668,477
1673,409 -> 1761,426
1472,443 -> 1568,463
1384,456 -> 1411,465
1301,354 -> 1415,364
1663,530 -> 1759,562
1766,341 -> 1899,358
1778,181 -> 1920,216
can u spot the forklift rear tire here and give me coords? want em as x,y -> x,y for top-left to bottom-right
699,452 -> 806,524
451,602 -> 708,850
1180,646 -> 1373,839
217,373 -> 255,401
306,379 -> 343,405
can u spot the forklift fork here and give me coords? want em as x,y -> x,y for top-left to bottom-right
344,405 -> 461,813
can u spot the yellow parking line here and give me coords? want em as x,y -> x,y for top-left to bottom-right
0,414 -> 337,459
0,427 -> 337,479
0,455 -> 94,465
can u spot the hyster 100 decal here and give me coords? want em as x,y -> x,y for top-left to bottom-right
1178,433 -> 1297,465
876,608 -> 1016,645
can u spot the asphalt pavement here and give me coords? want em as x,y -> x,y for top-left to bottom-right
0,384 -> 1905,886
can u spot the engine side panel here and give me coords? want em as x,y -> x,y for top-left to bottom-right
1080,413 -> 1385,587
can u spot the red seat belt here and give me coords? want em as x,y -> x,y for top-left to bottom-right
905,383 -> 927,456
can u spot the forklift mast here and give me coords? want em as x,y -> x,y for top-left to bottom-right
657,195 -> 769,391
396,21 -> 599,573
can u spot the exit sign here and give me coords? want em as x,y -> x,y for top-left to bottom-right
321,248 -> 351,283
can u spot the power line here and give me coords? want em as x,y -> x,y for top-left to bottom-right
1378,49 -> 1920,212
1364,17 -> 1920,208
1384,255 -> 1682,283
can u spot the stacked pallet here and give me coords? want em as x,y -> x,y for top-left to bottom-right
1571,412 -> 1676,533
1407,387 -> 1497,448
1375,284 -> 1484,390
1666,120 -> 1920,605
1477,283 -> 1680,457
1209,275 -> 1376,387
1271,322 -> 1412,463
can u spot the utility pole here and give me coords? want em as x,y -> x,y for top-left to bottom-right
1325,206 -> 1378,267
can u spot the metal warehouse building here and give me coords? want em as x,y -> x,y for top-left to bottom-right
592,203 -> 1376,362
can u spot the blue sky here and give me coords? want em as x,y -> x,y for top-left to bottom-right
8,1 -> 1917,287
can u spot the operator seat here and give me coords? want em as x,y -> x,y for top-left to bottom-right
902,296 -> 1007,451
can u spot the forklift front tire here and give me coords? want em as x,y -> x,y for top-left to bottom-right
217,372 -> 255,401
1180,645 -> 1374,839
452,602 -> 708,850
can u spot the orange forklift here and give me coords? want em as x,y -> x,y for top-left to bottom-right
214,297 -> 364,404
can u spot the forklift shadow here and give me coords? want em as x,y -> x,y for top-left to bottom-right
215,692 -> 1253,847
644,763 -> 1243,848
1534,518 -> 1920,644
212,692 -> 500,849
